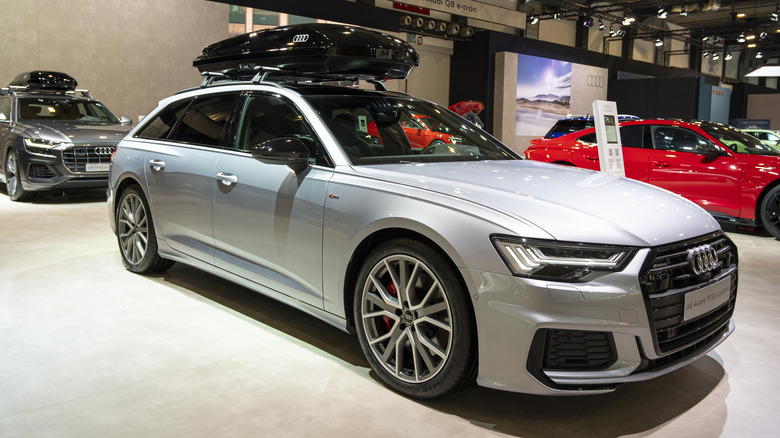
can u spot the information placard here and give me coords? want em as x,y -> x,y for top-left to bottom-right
592,100 -> 625,177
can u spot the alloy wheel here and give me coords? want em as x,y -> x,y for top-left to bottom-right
360,254 -> 453,384
118,192 -> 148,265
6,151 -> 18,196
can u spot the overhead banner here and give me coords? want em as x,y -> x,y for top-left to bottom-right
393,0 -> 525,29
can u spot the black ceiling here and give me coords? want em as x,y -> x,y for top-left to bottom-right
526,1 -> 780,56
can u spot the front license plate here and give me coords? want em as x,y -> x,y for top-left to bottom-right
683,277 -> 731,322
85,163 -> 110,172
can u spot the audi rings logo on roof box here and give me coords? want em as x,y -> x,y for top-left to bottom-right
686,244 -> 719,275
292,34 -> 309,43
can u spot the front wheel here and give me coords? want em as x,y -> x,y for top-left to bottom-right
760,186 -> 780,240
116,185 -> 174,273
354,239 -> 476,398
5,148 -> 36,202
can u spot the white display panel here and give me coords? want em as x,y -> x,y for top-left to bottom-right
592,100 -> 625,177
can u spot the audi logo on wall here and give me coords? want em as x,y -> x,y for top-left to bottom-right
292,34 -> 309,43
686,244 -> 719,275
94,146 -> 115,155
586,75 -> 606,88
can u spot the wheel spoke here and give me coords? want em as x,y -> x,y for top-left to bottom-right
369,275 -> 400,309
412,330 -> 437,375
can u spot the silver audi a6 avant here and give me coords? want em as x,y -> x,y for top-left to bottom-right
108,24 -> 737,398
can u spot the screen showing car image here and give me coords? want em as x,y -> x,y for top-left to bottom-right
604,115 -> 618,144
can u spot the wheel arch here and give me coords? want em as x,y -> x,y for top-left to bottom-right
342,227 -> 474,332
755,178 -> 780,227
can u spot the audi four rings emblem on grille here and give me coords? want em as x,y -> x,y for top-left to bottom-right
686,244 -> 718,275
292,34 -> 309,43
95,147 -> 114,155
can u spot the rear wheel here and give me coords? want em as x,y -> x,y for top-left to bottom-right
760,186 -> 780,240
116,185 -> 174,273
354,239 -> 476,398
5,148 -> 36,202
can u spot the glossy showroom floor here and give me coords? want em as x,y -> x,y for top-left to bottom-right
2,190 -> 779,438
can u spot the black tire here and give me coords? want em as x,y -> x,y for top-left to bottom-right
429,139 -> 445,147
760,185 -> 780,240
4,148 -> 36,202
353,239 -> 476,399
115,185 -> 174,273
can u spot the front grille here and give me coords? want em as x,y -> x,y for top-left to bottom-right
640,232 -> 738,355
61,145 -> 115,173
30,164 -> 57,179
543,330 -> 617,370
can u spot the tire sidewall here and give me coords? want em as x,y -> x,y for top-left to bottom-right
353,239 -> 476,398
760,185 -> 780,239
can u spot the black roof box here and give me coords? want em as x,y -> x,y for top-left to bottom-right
193,24 -> 419,80
10,71 -> 78,90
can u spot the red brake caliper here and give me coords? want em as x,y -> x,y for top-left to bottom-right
382,283 -> 398,331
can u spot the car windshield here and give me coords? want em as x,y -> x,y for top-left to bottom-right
305,95 -> 517,165
18,97 -> 120,124
701,124 -> 780,156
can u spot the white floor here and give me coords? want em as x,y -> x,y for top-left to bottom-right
1,190 -> 779,438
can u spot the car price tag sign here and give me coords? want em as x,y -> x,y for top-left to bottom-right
592,100 -> 625,177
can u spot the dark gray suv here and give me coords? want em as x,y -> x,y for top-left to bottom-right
0,71 -> 132,201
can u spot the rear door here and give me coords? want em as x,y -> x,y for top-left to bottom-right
141,93 -> 240,262
646,124 -> 743,217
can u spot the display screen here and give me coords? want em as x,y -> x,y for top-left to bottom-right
604,115 -> 618,143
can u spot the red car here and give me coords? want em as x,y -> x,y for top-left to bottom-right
525,119 -> 780,239
368,113 -> 460,148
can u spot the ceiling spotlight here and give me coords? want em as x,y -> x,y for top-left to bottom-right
583,18 -> 593,28
702,36 -> 709,42
772,8 -> 779,22
703,51 -> 710,58
737,13 -> 746,18
756,51 -> 764,58
748,43 -> 757,48
725,51 -> 733,60
530,15 -> 539,25
737,33 -> 746,43
655,37 -> 664,46
713,53 -> 720,60
657,8 -> 668,19
608,24 -> 616,36
760,32 -> 768,39
622,15 -> 635,26
553,13 -> 560,20
746,34 -> 756,40
598,20 -> 605,31
680,6 -> 688,17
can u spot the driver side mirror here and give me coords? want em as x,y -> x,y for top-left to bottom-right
250,137 -> 310,174
120,116 -> 133,126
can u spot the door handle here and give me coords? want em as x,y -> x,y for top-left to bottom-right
216,172 -> 238,186
149,159 -> 166,171
652,161 -> 671,168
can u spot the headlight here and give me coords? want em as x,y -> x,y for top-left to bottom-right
492,235 -> 635,281
23,138 -> 72,154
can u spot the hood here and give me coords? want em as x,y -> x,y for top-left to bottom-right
353,160 -> 720,247
21,121 -> 131,145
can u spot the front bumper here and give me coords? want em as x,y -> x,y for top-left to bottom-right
18,144 -> 114,192
467,233 -> 737,395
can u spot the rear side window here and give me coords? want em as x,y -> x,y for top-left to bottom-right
619,125 -> 645,148
135,99 -> 191,140
169,94 -> 239,147
545,120 -> 594,138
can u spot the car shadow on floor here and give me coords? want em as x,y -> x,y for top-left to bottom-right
157,263 -> 728,438
0,186 -> 107,204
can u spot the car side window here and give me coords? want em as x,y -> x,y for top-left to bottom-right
135,99 -> 192,140
0,97 -> 11,121
168,93 -> 239,147
650,125 -> 718,155
619,125 -> 644,148
579,132 -> 597,144
235,93 -> 331,166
